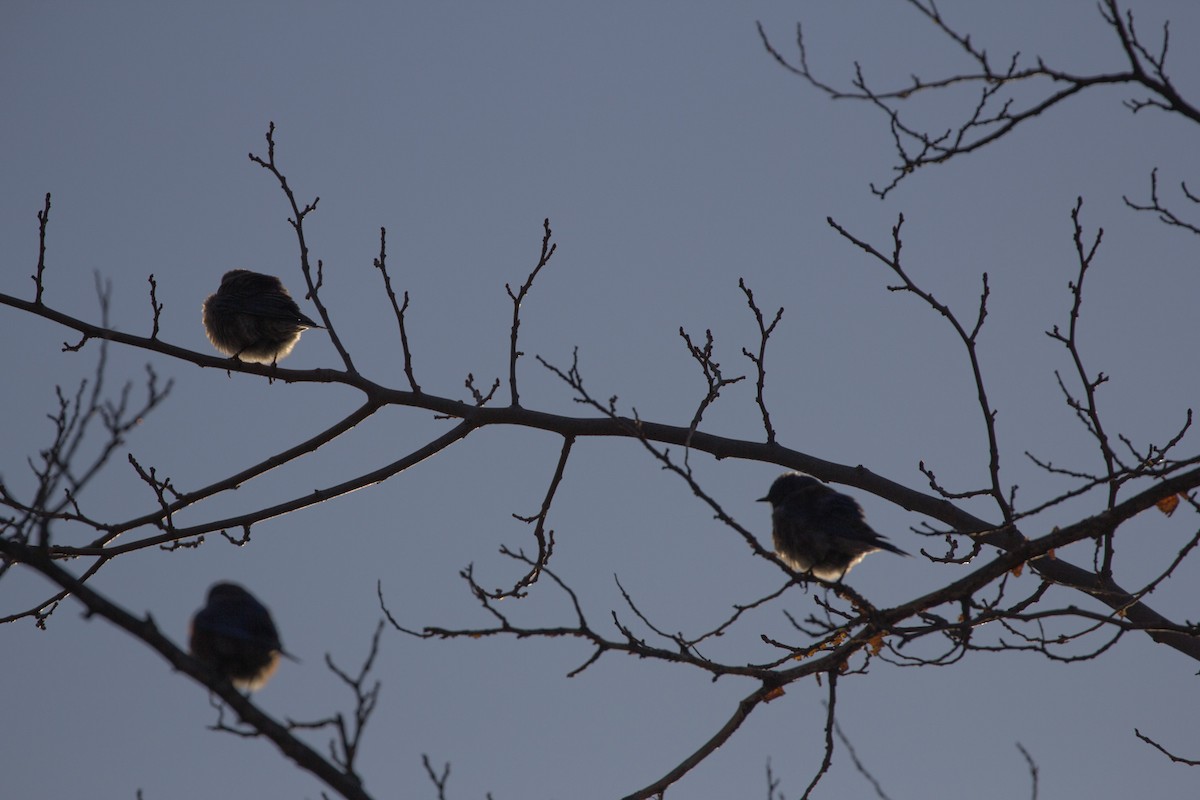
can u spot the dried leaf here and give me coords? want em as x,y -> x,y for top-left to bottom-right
1010,562 -> 1024,578
867,633 -> 885,655
763,685 -> 786,702
1157,494 -> 1181,517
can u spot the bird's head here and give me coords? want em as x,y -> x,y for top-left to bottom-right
757,472 -> 822,505
206,581 -> 254,604
219,269 -> 284,296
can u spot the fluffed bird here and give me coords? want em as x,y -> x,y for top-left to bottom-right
758,472 -> 908,580
202,269 -> 322,364
189,582 -> 290,691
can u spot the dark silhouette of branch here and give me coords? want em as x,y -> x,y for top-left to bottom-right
798,672 -> 838,799
826,214 -> 1011,522
462,372 -> 500,407
678,326 -> 746,463
422,755 -> 451,800
1016,742 -> 1040,800
371,226 -> 421,393
146,274 -> 163,340
622,684 -> 783,800
44,412 -> 471,559
1123,168 -> 1200,237
1045,200 -> 1117,502
506,218 -> 557,407
832,711 -> 893,800
286,620 -> 386,780
485,435 -> 573,599
739,278 -> 783,445
766,758 -> 784,800
248,122 -> 356,372
33,192 -> 50,304
1135,728 -> 1200,766
0,278 -> 171,583
759,1 -> 1200,197
383,553 -> 786,682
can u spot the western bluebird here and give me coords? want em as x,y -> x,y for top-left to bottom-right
189,582 -> 289,691
758,472 -> 908,580
202,269 -> 322,364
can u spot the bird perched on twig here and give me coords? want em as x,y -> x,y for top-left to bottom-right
202,269 -> 322,364
758,472 -> 908,580
189,582 -> 292,691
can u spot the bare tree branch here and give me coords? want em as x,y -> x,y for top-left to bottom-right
759,1 -> 1200,197
371,226 -> 421,392
506,218 -> 557,407
1135,728 -> 1200,767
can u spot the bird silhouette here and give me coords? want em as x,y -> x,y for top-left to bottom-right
758,472 -> 908,580
202,269 -> 322,364
189,582 -> 290,691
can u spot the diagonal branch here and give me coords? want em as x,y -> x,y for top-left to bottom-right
249,122 -> 356,372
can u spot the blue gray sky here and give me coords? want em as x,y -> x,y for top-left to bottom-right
4,2 -> 1200,798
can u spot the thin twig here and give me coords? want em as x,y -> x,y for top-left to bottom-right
506,218 -> 556,407
371,227 -> 421,392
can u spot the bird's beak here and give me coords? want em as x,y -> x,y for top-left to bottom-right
756,496 -> 768,503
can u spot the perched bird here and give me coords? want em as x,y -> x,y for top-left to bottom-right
758,472 -> 908,580
189,582 -> 289,691
202,269 -> 322,364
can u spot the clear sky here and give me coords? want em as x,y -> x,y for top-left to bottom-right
3,2 -> 1200,798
